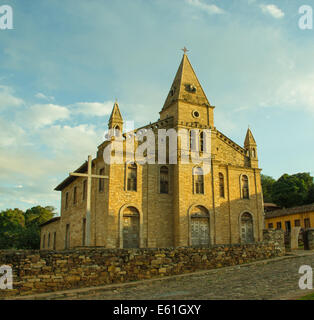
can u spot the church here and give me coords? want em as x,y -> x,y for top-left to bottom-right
40,51 -> 264,250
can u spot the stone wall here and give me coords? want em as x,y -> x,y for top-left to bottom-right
0,232 -> 284,298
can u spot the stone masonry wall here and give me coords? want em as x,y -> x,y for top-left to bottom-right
0,231 -> 284,298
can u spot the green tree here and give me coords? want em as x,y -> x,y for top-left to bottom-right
0,208 -> 25,249
261,174 -> 276,203
272,173 -> 314,208
24,206 -> 56,227
0,206 -> 56,250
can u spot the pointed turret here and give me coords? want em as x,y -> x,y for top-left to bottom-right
244,127 -> 258,168
160,50 -> 215,127
108,101 -> 123,135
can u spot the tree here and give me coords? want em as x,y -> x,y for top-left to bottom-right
272,173 -> 314,208
0,208 -> 25,249
0,206 -> 56,250
261,174 -> 276,203
24,206 -> 56,227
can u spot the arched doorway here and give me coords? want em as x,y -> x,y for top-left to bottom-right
240,212 -> 254,243
122,206 -> 140,248
190,205 -> 210,247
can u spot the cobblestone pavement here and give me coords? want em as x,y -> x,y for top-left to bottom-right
66,253 -> 314,300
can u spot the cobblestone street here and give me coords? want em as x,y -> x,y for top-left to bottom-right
64,253 -> 314,300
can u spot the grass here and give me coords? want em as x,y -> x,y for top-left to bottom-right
299,292 -> 314,300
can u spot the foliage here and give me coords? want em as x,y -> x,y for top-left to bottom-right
261,175 -> 276,203
262,172 -> 314,208
0,206 -> 56,250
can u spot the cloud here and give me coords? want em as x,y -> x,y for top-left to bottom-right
35,92 -> 55,101
0,85 -> 24,109
72,101 -> 113,117
186,0 -> 225,15
22,104 -> 70,129
0,118 -> 25,147
260,4 -> 284,19
260,73 -> 314,114
39,124 -> 101,155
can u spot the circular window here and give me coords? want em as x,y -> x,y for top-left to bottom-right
192,110 -> 200,118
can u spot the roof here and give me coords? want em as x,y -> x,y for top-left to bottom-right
162,53 -> 211,111
40,216 -> 60,227
54,160 -> 89,191
265,203 -> 314,219
244,128 -> 256,147
264,203 -> 280,208
108,101 -> 123,126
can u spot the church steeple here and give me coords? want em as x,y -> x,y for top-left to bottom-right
159,50 -> 214,127
244,127 -> 258,168
108,100 -> 123,134
162,52 -> 211,111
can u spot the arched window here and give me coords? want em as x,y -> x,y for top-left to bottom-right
190,130 -> 197,151
219,173 -> 225,198
194,167 -> 204,194
114,125 -> 121,137
252,148 -> 256,158
160,166 -> 169,194
127,163 -> 137,191
242,175 -> 249,199
200,131 -> 204,152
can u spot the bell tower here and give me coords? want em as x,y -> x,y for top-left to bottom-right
108,101 -> 123,135
244,127 -> 258,168
159,49 -> 215,128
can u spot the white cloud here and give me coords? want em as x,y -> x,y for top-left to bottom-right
23,104 -> 70,129
0,118 -> 25,147
35,92 -> 55,101
0,85 -> 24,109
72,101 -> 114,116
39,124 -> 101,156
260,4 -> 284,19
186,0 -> 225,15
260,73 -> 314,114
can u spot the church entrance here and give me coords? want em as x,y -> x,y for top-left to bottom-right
122,207 -> 140,248
241,212 -> 254,243
190,206 -> 210,247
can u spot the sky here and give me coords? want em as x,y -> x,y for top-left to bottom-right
0,0 -> 314,213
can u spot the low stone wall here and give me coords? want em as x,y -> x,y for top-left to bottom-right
0,231 -> 284,298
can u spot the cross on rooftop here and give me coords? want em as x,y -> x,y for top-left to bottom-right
69,155 -> 108,246
181,46 -> 189,54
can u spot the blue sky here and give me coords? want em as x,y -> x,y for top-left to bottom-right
0,0 -> 314,212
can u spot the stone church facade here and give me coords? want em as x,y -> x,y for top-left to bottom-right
40,52 -> 264,250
